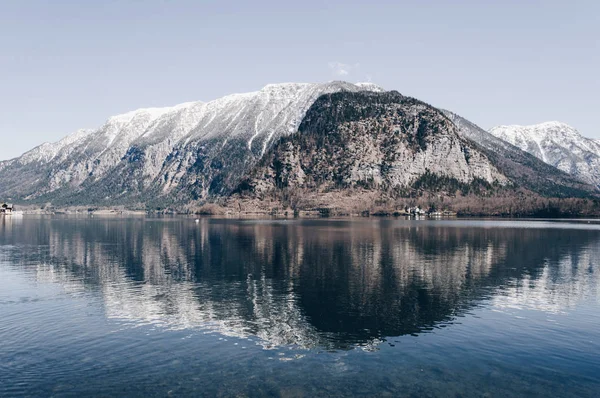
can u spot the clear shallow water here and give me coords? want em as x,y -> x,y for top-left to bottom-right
1,216 -> 600,397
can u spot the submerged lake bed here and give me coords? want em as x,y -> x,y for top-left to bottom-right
1,217 -> 600,397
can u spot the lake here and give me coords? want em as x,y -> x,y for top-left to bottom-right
1,216 -> 600,397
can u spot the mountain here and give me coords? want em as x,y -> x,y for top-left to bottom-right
0,82 -> 383,206
1,82 -> 598,215
231,92 -> 597,214
443,112 -> 594,198
489,122 -> 600,188
237,91 -> 506,194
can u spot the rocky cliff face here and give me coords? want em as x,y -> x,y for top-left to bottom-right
489,122 -> 600,189
236,92 -> 509,204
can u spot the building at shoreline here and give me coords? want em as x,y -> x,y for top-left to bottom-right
1,203 -> 14,215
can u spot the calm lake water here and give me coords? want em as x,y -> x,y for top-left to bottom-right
1,216 -> 600,397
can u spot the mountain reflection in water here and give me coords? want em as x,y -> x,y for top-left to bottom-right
1,216 -> 599,351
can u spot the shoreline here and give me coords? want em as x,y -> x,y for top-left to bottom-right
9,208 -> 600,220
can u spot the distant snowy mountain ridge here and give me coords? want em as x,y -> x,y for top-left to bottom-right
489,122 -> 600,188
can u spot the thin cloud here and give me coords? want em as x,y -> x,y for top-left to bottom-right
328,62 -> 359,77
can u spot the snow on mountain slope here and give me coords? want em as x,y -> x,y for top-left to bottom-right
354,82 -> 385,92
127,81 -> 383,199
442,111 -> 596,197
38,106 -> 190,192
139,102 -> 205,144
489,122 -> 600,188
17,129 -> 94,165
0,81 -> 383,203
179,81 -> 379,153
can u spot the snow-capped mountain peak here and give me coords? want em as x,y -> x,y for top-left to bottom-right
489,122 -> 600,187
355,82 -> 385,92
18,128 -> 94,165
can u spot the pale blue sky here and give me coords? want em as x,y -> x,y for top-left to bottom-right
1,0 -> 598,160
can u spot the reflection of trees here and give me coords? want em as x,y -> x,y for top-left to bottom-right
2,217 -> 599,349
